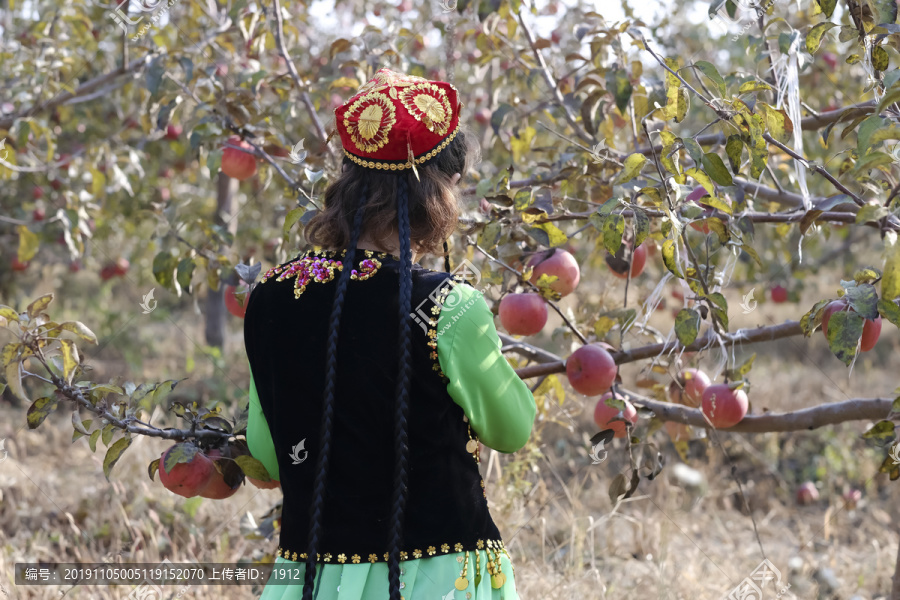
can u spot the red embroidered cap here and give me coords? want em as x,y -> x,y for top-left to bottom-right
333,69 -> 462,173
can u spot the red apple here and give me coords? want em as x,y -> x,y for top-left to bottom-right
68,261 -> 81,273
113,258 -> 129,276
158,167 -> 173,178
701,384 -> 749,428
474,108 -> 492,126
499,293 -> 547,336
669,368 -> 711,408
822,52 -> 838,71
861,315 -> 881,352
771,285 -> 788,303
11,257 -> 29,272
215,64 -> 228,77
225,284 -> 249,318
100,265 -> 116,281
165,125 -> 182,141
32,208 -> 45,221
158,445 -> 215,498
199,449 -> 243,499
796,481 -> 820,505
566,344 -> 618,396
609,243 -> 647,279
32,186 -> 44,200
221,137 -> 258,181
528,248 -> 581,296
248,477 -> 281,490
57,153 -> 72,169
50,179 -> 62,191
593,393 -> 637,438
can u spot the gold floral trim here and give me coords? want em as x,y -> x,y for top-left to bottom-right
276,539 -> 506,565
343,91 -> 397,154
423,272 -> 466,380
259,248 -> 390,299
398,83 -> 453,136
342,122 -> 460,171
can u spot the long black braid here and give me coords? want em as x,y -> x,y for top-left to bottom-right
301,184 -> 368,600
386,173 -> 414,600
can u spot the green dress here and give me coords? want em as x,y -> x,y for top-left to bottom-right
246,270 -> 536,600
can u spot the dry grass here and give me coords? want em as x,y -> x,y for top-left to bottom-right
1,262 -> 899,600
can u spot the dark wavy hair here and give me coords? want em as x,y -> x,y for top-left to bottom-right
304,127 -> 480,256
300,127 -> 478,600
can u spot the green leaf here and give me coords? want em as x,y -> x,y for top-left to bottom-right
477,221 -> 502,250
858,116 -> 888,156
738,80 -> 771,94
854,267 -> 882,284
826,310 -> 864,365
844,283 -> 879,319
701,153 -> 734,187
527,222 -> 567,248
681,138 -> 703,164
163,442 -> 201,472
27,397 -> 58,429
662,239 -> 683,278
686,168 -> 716,198
177,258 -> 195,294
101,423 -> 115,447
878,299 -> 900,326
618,153 -> 647,183
603,214 -> 625,255
884,241 -> 900,300
693,61 -> 726,97
17,225 -> 39,263
816,0 -> 837,18
606,68 -> 633,114
234,455 -> 274,481
725,135 -> 743,175
862,420 -> 896,445
490,104 -> 514,136
26,294 -> 53,318
103,435 -> 133,480
633,207 -> 650,248
675,309 -> 701,346
807,21 -> 838,53
873,45 -> 890,72
89,429 -> 101,452
283,207 -> 306,237
153,251 -> 181,296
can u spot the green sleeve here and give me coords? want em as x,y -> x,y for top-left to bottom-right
436,284 -> 536,453
247,368 -> 280,481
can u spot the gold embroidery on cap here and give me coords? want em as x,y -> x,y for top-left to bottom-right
343,91 -> 396,154
399,83 -> 452,136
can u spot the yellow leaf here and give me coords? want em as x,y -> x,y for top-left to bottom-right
510,126 -> 536,164
27,294 -> 53,319
17,225 -> 39,262
883,238 -> 900,300
60,339 -> 77,384
5,361 -> 27,402
618,153 -> 647,183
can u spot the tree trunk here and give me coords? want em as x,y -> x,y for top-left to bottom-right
204,171 -> 238,348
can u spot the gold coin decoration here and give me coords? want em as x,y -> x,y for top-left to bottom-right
455,576 -> 469,590
491,572 -> 506,589
466,439 -> 478,453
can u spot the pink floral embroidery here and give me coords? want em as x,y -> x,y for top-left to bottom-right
259,250 -> 384,299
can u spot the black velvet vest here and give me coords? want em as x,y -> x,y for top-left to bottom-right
243,248 -> 503,565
